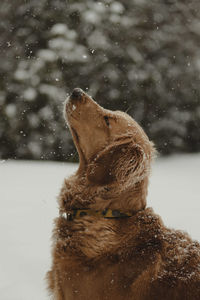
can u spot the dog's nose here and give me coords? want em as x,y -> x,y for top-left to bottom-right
70,88 -> 84,101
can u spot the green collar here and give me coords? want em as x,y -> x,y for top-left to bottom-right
61,208 -> 134,221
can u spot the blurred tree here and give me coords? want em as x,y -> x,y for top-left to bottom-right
0,0 -> 200,160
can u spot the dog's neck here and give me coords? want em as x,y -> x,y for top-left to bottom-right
59,172 -> 148,214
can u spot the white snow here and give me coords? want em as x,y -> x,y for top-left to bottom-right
148,154 -> 200,242
0,154 -> 200,299
72,104 -> 76,111
51,23 -> 68,36
5,104 -> 17,117
23,88 -> 37,101
110,2 -> 124,14
38,49 -> 57,62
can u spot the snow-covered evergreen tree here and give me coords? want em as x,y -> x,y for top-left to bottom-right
0,0 -> 200,160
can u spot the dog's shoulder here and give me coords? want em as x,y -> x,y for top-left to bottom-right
139,210 -> 200,299
125,209 -> 200,299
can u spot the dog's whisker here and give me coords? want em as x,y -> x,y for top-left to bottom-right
125,105 -> 133,114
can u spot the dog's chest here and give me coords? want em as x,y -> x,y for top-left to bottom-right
61,262 -> 133,300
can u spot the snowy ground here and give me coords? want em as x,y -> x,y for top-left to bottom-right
0,154 -> 200,300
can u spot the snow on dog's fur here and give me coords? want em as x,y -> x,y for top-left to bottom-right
47,88 -> 200,300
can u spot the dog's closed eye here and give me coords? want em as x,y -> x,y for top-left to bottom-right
104,116 -> 110,127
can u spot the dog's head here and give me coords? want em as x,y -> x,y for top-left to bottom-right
64,88 -> 155,210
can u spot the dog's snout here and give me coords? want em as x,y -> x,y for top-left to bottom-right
70,88 -> 84,101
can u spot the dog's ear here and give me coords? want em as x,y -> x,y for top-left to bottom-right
87,139 -> 150,186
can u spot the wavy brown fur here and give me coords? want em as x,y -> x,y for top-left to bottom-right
47,89 -> 200,300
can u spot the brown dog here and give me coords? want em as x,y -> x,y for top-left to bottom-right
47,88 -> 200,300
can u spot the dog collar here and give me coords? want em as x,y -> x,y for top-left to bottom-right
61,208 -> 134,221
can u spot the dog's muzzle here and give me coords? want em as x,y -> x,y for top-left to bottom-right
64,88 -> 84,122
